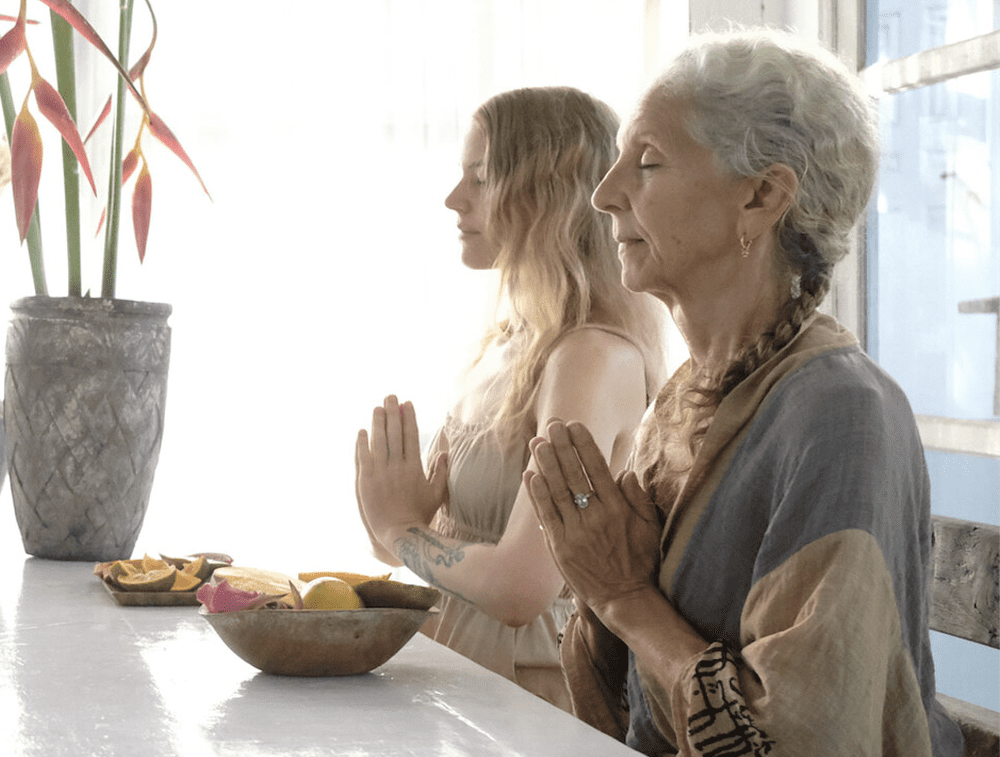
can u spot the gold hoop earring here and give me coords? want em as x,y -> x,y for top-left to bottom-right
739,234 -> 752,258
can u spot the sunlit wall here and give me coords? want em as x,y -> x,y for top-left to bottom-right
0,0 -> 683,573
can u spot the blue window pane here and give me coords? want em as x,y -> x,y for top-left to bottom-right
931,632 -> 1000,711
873,68 -> 999,421
926,449 -> 1000,523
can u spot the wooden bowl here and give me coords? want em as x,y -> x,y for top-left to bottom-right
201,606 -> 435,676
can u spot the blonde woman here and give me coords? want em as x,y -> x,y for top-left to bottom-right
356,86 -> 665,711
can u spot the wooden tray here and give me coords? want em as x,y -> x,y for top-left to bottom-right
100,579 -> 201,607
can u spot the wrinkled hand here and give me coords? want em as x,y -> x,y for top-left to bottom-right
355,396 -> 448,553
525,420 -> 661,621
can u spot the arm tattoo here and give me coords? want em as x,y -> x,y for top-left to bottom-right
394,527 -> 475,605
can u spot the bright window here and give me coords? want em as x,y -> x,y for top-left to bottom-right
866,0 -> 1000,711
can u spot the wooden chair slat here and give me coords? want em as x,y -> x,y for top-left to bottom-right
928,515 -> 1000,756
929,515 -> 1000,648
937,693 -> 1000,757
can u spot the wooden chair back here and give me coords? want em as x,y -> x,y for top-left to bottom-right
929,514 -> 1000,757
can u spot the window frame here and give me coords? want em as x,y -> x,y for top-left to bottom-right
860,17 -> 999,458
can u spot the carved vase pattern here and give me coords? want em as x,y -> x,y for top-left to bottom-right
4,297 -> 171,561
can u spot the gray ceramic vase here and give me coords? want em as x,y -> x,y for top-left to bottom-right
4,297 -> 171,561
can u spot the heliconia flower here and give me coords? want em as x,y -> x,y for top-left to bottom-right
36,0 -> 147,110
0,11 -> 26,75
32,75 -> 97,194
147,112 -> 210,198
91,147 -> 140,239
0,18 -> 28,74
0,134 -> 11,195
122,146 -> 139,184
132,162 -> 151,262
128,40 -> 152,82
11,104 -> 42,241
83,96 -> 112,144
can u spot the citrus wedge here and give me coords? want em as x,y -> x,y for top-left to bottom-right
141,554 -> 170,573
170,571 -> 202,592
117,566 -> 177,592
180,555 -> 207,579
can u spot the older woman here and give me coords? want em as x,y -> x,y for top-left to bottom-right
525,29 -> 964,757
355,87 -> 665,711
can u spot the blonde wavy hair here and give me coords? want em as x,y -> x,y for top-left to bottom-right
632,28 -> 879,496
471,86 -> 666,439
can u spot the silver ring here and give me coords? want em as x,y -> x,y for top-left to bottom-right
573,492 -> 592,510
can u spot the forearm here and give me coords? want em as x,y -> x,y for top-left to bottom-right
388,524 -> 546,626
598,585 -> 709,696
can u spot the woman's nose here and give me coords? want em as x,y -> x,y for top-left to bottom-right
445,181 -> 465,212
592,162 -> 625,214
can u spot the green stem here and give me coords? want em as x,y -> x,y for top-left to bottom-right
0,72 -> 47,296
51,11 -> 81,298
101,0 -> 135,300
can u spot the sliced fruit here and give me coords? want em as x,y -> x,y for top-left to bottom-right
212,566 -> 303,597
179,555 -> 207,579
297,570 -> 391,586
170,571 -> 202,592
354,579 -> 440,610
161,553 -> 228,581
301,577 -> 364,610
95,558 -> 141,582
106,561 -> 142,589
141,553 -> 170,573
197,579 -> 283,613
117,566 -> 177,592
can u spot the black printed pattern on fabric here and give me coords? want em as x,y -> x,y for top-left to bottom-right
687,642 -> 774,756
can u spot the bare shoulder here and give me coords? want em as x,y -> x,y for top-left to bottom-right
535,327 -> 647,434
546,327 -> 645,374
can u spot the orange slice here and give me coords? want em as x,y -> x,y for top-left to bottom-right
170,571 -> 202,592
180,555 -> 207,580
141,554 -> 170,573
117,566 -> 177,592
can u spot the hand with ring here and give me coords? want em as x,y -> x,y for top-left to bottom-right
524,419 -> 663,621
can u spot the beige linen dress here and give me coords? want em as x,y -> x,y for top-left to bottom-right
419,326 -> 623,713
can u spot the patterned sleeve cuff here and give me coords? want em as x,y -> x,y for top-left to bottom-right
684,642 -> 775,756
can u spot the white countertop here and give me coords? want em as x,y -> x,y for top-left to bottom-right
0,555 -> 641,756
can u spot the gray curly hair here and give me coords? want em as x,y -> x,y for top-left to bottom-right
635,29 -> 880,491
653,27 -> 879,296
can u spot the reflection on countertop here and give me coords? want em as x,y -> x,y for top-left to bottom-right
0,542 -> 640,756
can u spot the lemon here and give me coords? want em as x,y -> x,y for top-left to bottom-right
301,577 -> 364,610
